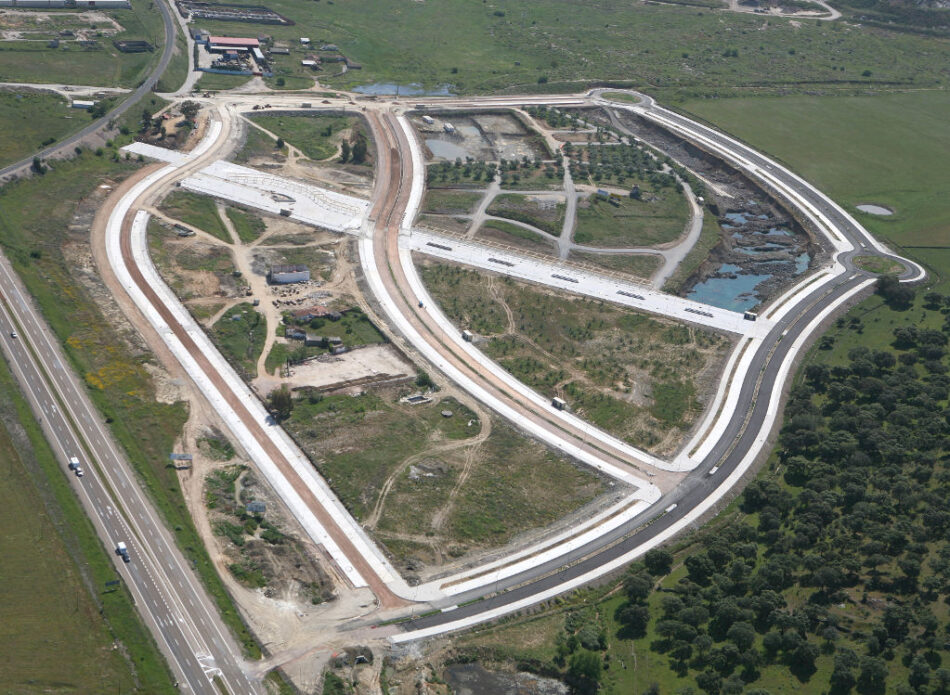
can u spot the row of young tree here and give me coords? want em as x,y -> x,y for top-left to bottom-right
607,281 -> 950,694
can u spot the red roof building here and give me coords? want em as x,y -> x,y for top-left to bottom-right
208,36 -> 260,48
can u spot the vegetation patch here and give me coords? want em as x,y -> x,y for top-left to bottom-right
226,206 -> 265,243
574,191 -> 689,248
206,465 -> 334,603
0,90 -> 79,168
570,250 -> 662,281
427,159 -> 498,188
250,113 -> 369,163
421,262 -> 730,454
212,303 -> 266,378
854,255 -> 905,276
234,124 -> 284,163
158,190 -> 230,242
198,71 -> 252,91
422,189 -> 483,215
487,193 -> 565,235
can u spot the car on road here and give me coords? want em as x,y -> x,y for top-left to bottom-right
115,541 -> 130,563
10,331 -> 16,338
68,456 -> 84,477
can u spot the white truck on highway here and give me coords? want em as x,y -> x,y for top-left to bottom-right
115,541 -> 130,563
68,456 -> 84,477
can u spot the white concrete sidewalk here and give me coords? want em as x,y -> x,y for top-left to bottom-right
405,229 -> 772,338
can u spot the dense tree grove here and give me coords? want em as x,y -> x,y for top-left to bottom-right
608,283 -> 950,694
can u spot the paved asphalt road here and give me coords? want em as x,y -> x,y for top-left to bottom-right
0,222 -> 259,692
398,94 -> 912,634
0,5 -> 257,693
0,0 -> 177,182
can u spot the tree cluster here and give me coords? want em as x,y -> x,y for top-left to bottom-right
611,287 -> 950,695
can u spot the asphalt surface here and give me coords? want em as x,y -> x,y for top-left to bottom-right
396,92 -> 919,635
0,7 -> 264,691
0,0 -> 177,182
0,254 -> 259,694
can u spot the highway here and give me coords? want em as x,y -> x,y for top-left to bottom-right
0,231 -> 260,691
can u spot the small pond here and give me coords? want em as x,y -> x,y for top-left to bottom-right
425,138 -> 472,160
353,82 -> 454,96
856,203 -> 894,216
445,663 -> 568,695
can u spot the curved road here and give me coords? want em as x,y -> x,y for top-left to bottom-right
388,90 -> 923,639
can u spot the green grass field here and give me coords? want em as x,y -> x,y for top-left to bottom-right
421,189 -> 483,215
197,71 -> 253,91
679,91 -> 950,277
0,0 -> 167,87
569,251 -> 661,281
487,193 -> 565,235
479,218 -> 556,251
0,90 -> 81,168
0,356 -> 174,693
171,1 -> 950,96
158,191 -> 230,242
249,114 -> 361,161
573,192 -> 689,248
226,207 -> 265,243
212,304 -> 266,378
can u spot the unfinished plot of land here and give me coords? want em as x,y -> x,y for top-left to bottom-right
415,111 -> 549,163
249,113 -> 367,162
477,219 -> 557,253
420,261 -> 732,456
147,220 -> 242,303
235,116 -> 374,198
573,190 -> 689,248
204,463 -> 335,604
569,250 -> 662,281
487,193 -> 565,236
282,387 -> 607,575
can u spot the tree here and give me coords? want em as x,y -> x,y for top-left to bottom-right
644,548 -> 674,576
340,139 -> 350,163
726,621 -> 756,651
876,275 -> 914,310
857,656 -> 888,695
567,649 -> 602,694
616,604 -> 650,638
275,137 -> 285,150
30,156 -> 46,175
275,76 -> 286,87
180,100 -> 200,120
351,135 -> 368,164
268,385 -> 294,421
141,107 -> 153,132
623,570 -> 653,603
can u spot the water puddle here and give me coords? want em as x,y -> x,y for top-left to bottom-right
687,207 -> 811,312
353,82 -> 454,96
425,138 -> 471,160
856,203 -> 894,216
445,663 -> 569,695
